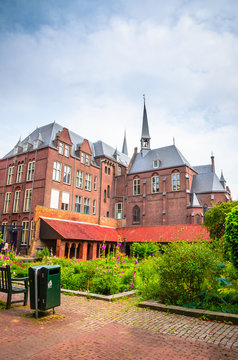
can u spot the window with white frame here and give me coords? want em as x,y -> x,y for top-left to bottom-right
75,195 -> 82,213
2,221 -> 8,241
117,166 -> 121,176
61,191 -> 70,211
16,164 -> 24,183
115,203 -> 123,219
64,144 -> 69,157
52,161 -> 62,182
50,189 -> 59,209
93,200 -> 96,215
133,179 -> 140,195
3,192 -> 11,213
85,154 -> 90,166
63,165 -> 71,185
58,142 -> 64,155
26,161 -> 35,181
76,170 -> 83,188
94,176 -> 97,190
7,166 -> 14,185
23,189 -> 32,212
85,173 -> 92,191
22,221 -> 29,245
29,220 -> 33,245
13,190 -> 20,213
172,173 -> 180,191
151,176 -> 159,193
84,198 -> 90,214
81,152 -> 85,164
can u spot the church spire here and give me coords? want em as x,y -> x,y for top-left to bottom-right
122,130 -> 128,155
141,95 -> 151,154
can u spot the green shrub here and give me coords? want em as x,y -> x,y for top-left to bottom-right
137,257 -> 161,299
131,242 -> 160,260
36,247 -> 50,261
224,206 -> 238,270
157,241 -> 218,305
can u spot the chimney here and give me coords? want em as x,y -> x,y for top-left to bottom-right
211,153 -> 215,173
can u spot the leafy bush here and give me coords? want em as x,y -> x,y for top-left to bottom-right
137,257 -> 161,299
36,247 -> 50,260
157,241 -> 219,305
204,201 -> 238,240
225,206 -> 238,270
131,242 -> 160,260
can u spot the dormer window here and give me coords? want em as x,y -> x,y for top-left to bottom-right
58,142 -> 63,155
153,160 -> 160,168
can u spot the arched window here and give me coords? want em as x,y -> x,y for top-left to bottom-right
196,214 -> 200,224
107,185 -> 110,198
203,204 -> 208,215
104,190 -> 106,202
172,171 -> 180,191
132,206 -> 140,224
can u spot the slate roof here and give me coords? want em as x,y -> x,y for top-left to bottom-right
3,122 -> 130,167
189,193 -> 202,207
94,140 -> 129,167
190,171 -> 225,193
193,165 -> 212,174
129,145 -> 192,174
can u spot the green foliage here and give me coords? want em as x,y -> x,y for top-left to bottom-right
204,201 -> 238,240
224,206 -> 238,270
157,241 -> 218,305
36,247 -> 50,261
136,257 -> 161,299
131,242 -> 160,260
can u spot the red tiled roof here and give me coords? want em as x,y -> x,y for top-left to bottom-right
41,217 -> 119,242
41,217 -> 210,243
117,225 -> 210,243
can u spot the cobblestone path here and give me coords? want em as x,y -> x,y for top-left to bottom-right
0,293 -> 238,359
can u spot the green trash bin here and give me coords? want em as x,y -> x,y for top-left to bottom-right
29,265 -> 44,310
29,265 -> 61,313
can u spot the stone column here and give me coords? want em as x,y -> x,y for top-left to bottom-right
81,241 -> 88,261
92,242 -> 97,259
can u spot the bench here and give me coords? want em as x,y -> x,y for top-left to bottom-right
0,265 -> 29,309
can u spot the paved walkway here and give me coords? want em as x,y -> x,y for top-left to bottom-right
0,293 -> 238,359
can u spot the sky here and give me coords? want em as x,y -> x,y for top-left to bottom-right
0,0 -> 238,198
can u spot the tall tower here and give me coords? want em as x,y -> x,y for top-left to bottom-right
140,96 -> 151,155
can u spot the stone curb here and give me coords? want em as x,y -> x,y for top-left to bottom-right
139,300 -> 238,325
61,288 -> 137,302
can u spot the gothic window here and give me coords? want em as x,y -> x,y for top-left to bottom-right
133,178 -> 140,195
172,172 -> 180,191
133,206 -> 140,224
151,176 -> 159,193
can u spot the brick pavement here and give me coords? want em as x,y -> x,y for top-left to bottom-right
0,293 -> 238,359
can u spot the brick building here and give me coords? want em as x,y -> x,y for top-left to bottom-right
0,102 -> 231,256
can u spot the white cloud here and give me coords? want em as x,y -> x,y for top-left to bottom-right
0,5 -> 238,197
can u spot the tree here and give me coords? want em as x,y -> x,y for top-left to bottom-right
203,201 -> 238,240
224,206 -> 238,270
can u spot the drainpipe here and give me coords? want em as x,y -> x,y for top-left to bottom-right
98,159 -> 103,223
0,158 -> 9,222
27,149 -> 38,252
72,156 -> 76,212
